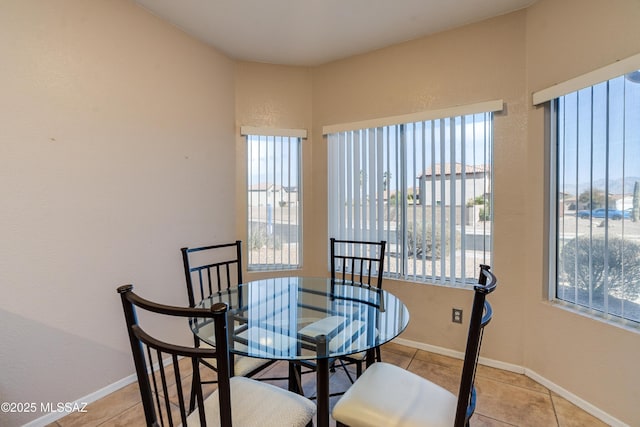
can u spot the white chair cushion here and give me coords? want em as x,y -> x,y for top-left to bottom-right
199,341 -> 272,377
328,320 -> 366,353
238,326 -> 299,356
186,376 -> 316,426
201,354 -> 271,377
341,350 -> 367,361
204,325 -> 299,357
231,354 -> 272,377
332,362 -> 457,427
300,317 -> 377,360
298,315 -> 347,337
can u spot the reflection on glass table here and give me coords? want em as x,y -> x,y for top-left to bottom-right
190,276 -> 409,427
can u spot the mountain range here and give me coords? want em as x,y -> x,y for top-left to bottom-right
572,177 -> 640,196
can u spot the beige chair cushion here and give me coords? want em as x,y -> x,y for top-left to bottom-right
201,324 -> 300,374
300,316 -> 377,359
237,325 -> 300,356
201,353 -> 271,377
328,320 -> 366,353
298,315 -> 346,337
199,339 -> 271,377
298,316 -> 368,378
186,376 -> 316,426
332,362 -> 457,427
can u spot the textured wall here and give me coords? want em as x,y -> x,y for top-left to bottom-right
311,11 -> 529,365
2,0 -> 640,425
0,1 -> 236,425
524,0 -> 640,424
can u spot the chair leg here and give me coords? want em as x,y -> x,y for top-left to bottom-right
338,358 -> 356,384
188,358 -> 202,412
365,348 -> 376,368
288,362 -> 304,395
188,379 -> 197,413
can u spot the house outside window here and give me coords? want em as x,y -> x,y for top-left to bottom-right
326,102 -> 500,286
551,70 -> 640,325
243,127 -> 305,271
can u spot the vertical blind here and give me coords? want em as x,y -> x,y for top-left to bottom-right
246,133 -> 302,271
554,73 -> 640,323
327,111 -> 494,285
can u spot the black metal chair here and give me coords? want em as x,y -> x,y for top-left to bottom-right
330,238 -> 386,292
330,238 -> 386,377
181,241 -> 244,308
332,264 -> 498,427
181,241 -> 276,380
117,284 -> 316,427
297,238 -> 387,385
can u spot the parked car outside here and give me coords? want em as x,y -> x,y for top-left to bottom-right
577,208 -> 631,220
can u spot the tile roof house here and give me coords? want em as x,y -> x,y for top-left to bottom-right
416,163 -> 490,206
2,1 -> 639,426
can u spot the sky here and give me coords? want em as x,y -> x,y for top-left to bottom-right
247,114 -> 493,199
247,135 -> 300,188
246,74 -> 640,200
557,74 -> 640,197
328,112 -> 493,197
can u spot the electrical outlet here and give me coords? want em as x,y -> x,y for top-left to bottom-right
452,308 -> 463,324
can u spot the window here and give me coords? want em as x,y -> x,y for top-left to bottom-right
244,129 -> 303,271
327,104 -> 496,286
552,71 -> 640,324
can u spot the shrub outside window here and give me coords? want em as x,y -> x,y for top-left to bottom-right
327,110 -> 494,286
553,70 -> 640,324
246,133 -> 301,271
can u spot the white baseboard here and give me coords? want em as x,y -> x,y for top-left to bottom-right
392,337 -> 628,427
25,339 -> 630,427
22,374 -> 138,427
524,369 -> 628,427
393,337 -> 525,374
24,354 -> 182,427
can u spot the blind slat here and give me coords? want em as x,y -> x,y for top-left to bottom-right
328,110 -> 493,285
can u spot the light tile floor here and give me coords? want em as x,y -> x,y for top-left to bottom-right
49,342 -> 607,427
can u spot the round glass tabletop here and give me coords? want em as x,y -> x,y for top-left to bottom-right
190,276 -> 409,360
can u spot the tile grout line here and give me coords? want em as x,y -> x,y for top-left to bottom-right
411,350 -> 559,426
473,412 -> 519,427
402,347 -> 419,370
94,401 -> 142,427
475,371 -> 554,396
549,388 -> 562,427
57,346 -> 591,427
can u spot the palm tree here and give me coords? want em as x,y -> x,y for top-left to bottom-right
383,171 -> 392,191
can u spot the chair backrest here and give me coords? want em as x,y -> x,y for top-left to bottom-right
330,238 -> 386,289
117,285 -> 232,427
454,264 -> 498,427
181,241 -> 243,307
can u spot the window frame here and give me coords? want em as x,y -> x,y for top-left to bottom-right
325,104 -> 499,287
547,77 -> 640,328
242,127 -> 306,272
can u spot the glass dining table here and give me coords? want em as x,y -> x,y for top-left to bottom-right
190,276 -> 410,427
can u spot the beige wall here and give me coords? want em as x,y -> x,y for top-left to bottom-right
3,0 -> 640,425
236,2 -> 640,425
311,10 -> 529,369
0,1 -> 236,426
524,0 -> 640,424
234,62 -> 313,279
